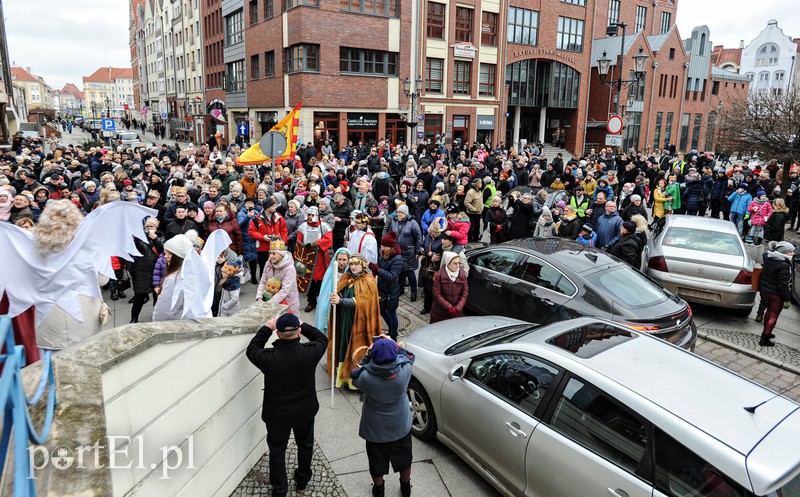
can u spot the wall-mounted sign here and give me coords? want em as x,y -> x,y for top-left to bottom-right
451,42 -> 478,59
347,113 -> 379,129
477,116 -> 495,130
511,48 -> 578,66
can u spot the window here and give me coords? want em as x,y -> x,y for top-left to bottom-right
705,112 -> 717,157
249,0 -> 258,24
517,256 -> 576,295
467,354 -> 560,416
627,70 -> 646,101
425,58 -> 444,93
561,0 -> 585,5
607,0 -> 620,26
635,5 -> 647,33
285,44 -> 319,73
664,112 -> 673,147
654,429 -> 749,497
679,113 -> 690,151
507,7 -> 539,46
775,71 -> 786,82
286,0 -> 319,8
250,54 -> 260,79
479,63 -> 495,96
711,81 -> 720,95
427,2 -> 445,39
424,115 -> 442,141
264,0 -> 273,18
340,48 -> 398,76
473,249 -> 517,275
481,12 -> 497,46
756,43 -> 779,67
699,33 -> 706,56
691,113 -> 702,150
550,377 -> 647,473
225,9 -> 244,46
654,112 -> 663,149
557,17 -> 584,52
264,50 -> 275,77
455,7 -> 473,43
660,12 -> 671,33
226,60 -> 245,92
669,47 -> 675,60
453,61 -> 471,95
341,0 -> 398,17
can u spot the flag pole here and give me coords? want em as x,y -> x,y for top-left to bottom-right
330,262 -> 338,408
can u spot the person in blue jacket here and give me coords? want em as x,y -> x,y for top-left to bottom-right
727,185 -> 752,236
576,223 -> 597,247
237,197 -> 263,283
419,199 -> 445,236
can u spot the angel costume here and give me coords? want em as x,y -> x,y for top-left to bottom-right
0,201 -> 157,351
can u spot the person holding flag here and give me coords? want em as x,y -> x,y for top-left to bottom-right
237,103 -> 302,166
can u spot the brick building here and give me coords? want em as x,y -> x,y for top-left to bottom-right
202,0 -> 227,144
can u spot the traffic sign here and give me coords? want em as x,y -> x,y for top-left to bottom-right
418,114 -> 425,122
605,134 -> 623,147
417,132 -> 424,139
238,123 -> 249,136
260,131 -> 287,158
101,119 -> 116,131
607,115 -> 624,135
123,104 -> 129,111
161,112 -> 168,119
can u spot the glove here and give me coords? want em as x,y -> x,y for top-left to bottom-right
784,301 -> 791,309
448,306 -> 460,318
369,262 -> 381,274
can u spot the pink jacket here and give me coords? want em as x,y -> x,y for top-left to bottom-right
446,218 -> 470,245
747,200 -> 772,226
257,251 -> 300,313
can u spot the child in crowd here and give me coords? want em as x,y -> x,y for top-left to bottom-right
576,223 -> 597,247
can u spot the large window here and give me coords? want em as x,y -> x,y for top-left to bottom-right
561,0 -> 585,5
607,0 -> 620,26
479,63 -> 495,96
226,60 -> 245,92
427,2 -> 446,39
635,6 -> 647,33
557,17 -> 584,52
454,61 -> 471,95
424,115 -> 442,141
225,9 -> 244,46
481,12 -> 497,46
691,113 -> 702,150
339,48 -> 398,76
551,62 -> 581,108
341,0 -> 398,17
756,43 -> 779,67
664,112 -> 673,148
679,113 -> 690,152
249,0 -> 258,24
264,50 -> 275,77
264,0 -> 273,18
286,0 -> 319,8
654,112 -> 663,149
426,58 -> 444,93
660,12 -> 671,34
455,7 -> 474,43
508,7 -> 538,46
285,44 -> 319,73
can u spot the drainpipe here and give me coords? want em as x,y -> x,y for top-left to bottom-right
677,60 -> 689,152
645,60 -> 658,152
583,0 -> 599,155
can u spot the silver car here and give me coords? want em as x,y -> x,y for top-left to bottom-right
644,215 -> 756,315
115,131 -> 144,147
405,316 -> 800,497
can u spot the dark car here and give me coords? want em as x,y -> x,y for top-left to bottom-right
11,130 -> 42,151
465,237 -> 697,349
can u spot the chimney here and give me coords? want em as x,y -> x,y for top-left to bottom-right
25,66 -> 31,74
739,40 -> 744,49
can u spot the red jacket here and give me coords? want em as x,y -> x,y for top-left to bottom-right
446,218 -> 470,245
247,212 -> 289,252
207,212 -> 244,255
431,268 -> 469,323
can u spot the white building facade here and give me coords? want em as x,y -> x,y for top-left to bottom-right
740,20 -> 799,96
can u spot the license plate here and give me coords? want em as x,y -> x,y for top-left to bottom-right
679,288 -> 718,301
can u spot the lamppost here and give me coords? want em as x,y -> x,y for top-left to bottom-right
596,22 -> 649,116
402,76 -> 423,147
90,102 -> 98,141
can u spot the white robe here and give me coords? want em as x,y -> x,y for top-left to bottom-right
348,228 -> 378,265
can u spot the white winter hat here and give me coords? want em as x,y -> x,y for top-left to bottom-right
164,234 -> 193,259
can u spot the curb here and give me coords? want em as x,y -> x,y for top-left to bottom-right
698,329 -> 800,376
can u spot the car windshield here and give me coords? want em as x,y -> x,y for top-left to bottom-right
662,227 -> 743,256
583,265 -> 670,309
445,324 -> 537,355
118,133 -> 138,140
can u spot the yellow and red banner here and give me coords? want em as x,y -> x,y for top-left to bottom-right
236,102 -> 301,165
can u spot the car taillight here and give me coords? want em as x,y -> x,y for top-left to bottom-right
623,322 -> 660,332
733,270 -> 752,285
648,256 -> 669,272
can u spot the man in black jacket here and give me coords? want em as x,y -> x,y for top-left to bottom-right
246,313 -> 328,496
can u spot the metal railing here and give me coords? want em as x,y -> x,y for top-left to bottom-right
0,316 -> 56,497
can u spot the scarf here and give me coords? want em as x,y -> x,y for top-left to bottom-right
442,251 -> 460,282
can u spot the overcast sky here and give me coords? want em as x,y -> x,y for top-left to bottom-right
3,0 -> 799,90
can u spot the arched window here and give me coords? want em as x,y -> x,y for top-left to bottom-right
699,33 -> 706,56
745,72 -> 755,81
756,43 -> 779,67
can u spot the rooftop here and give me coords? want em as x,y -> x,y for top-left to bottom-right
82,67 -> 134,83
590,34 -> 640,68
10,66 -> 37,82
711,66 -> 751,82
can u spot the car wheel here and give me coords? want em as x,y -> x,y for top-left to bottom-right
408,379 -> 437,441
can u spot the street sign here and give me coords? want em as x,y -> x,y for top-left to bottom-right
161,112 -> 168,119
607,115 -> 624,135
123,104 -> 129,111
417,132 -> 424,139
418,114 -> 424,122
101,119 -> 116,131
249,117 -> 255,138
238,123 -> 249,136
605,134 -> 623,147
260,131 -> 287,158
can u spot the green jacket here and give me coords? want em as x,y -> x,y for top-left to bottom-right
665,183 -> 682,211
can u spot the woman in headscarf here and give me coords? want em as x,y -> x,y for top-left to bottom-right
152,234 -> 192,322
327,253 -> 381,390
255,239 -> 300,313
430,251 -> 469,324
315,247 -> 351,334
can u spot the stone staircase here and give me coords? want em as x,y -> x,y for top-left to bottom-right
540,145 -> 574,162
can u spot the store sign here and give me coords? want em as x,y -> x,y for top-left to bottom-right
511,48 -> 578,66
477,116 -> 495,130
605,134 -> 623,147
451,42 -> 477,59
347,113 -> 378,129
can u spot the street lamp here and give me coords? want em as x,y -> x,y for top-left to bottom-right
402,76 -> 424,146
597,22 -> 649,116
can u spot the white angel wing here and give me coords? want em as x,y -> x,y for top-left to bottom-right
173,229 -> 232,319
0,223 -> 43,319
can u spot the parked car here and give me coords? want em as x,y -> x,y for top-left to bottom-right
114,131 -> 144,147
465,238 -> 696,349
11,130 -> 42,151
644,216 -> 756,315
85,119 -> 103,132
405,315 -> 800,497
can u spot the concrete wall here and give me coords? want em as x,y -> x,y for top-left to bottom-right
15,302 -> 283,497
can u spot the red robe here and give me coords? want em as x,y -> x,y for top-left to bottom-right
0,293 -> 39,365
296,223 -> 333,281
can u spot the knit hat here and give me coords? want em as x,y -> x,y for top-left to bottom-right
622,220 -> 637,233
396,204 -> 409,216
381,231 -> 399,248
630,194 -> 641,202
556,200 -> 566,209
275,313 -> 301,332
262,197 -> 276,210
770,241 -> 795,255
203,201 -> 215,210
757,189 -> 767,198
429,199 -> 441,208
541,206 -> 552,218
581,223 -> 594,234
371,338 -> 399,364
164,234 -> 193,259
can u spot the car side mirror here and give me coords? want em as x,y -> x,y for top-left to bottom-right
449,364 -> 465,382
